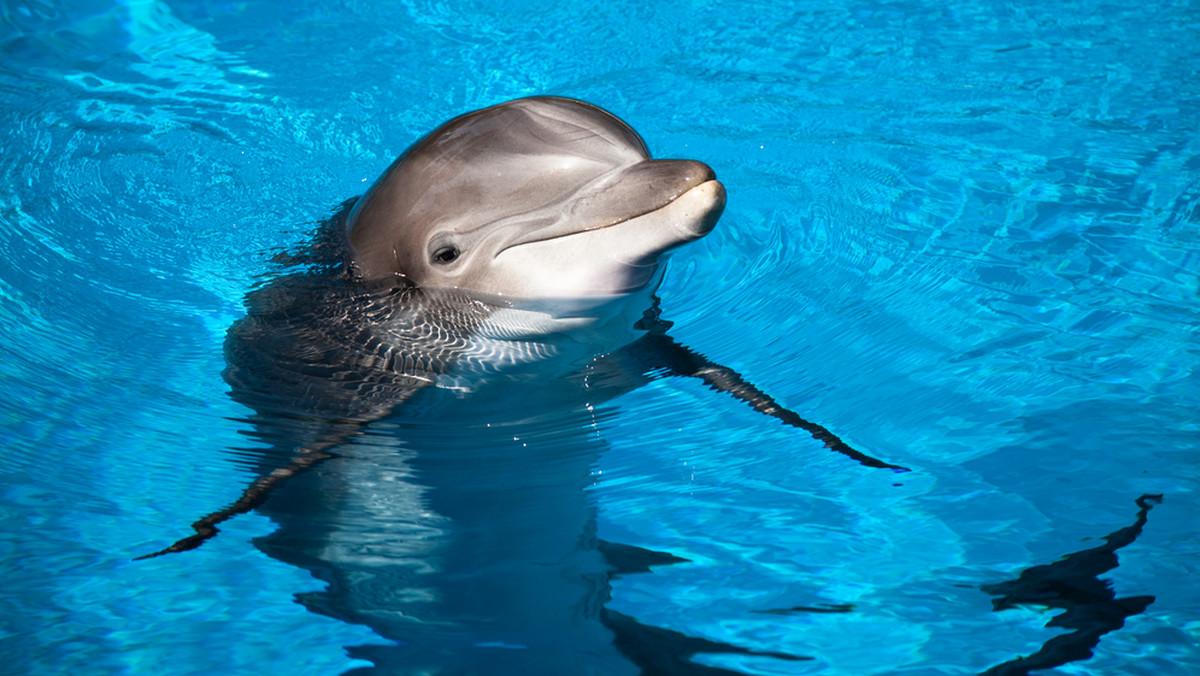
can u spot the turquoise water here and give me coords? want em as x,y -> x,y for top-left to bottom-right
2,0 -> 1198,674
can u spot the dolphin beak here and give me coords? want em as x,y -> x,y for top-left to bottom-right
487,162 -> 724,297
505,160 -> 723,249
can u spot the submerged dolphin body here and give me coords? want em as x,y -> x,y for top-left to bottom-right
141,97 -> 904,672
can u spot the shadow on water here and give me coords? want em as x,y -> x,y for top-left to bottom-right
978,493 -> 1162,676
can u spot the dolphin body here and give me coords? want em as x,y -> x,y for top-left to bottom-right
142,97 -> 903,674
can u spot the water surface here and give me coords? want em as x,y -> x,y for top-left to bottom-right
1,0 -> 1197,674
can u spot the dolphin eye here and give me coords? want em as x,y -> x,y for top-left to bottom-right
432,246 -> 460,264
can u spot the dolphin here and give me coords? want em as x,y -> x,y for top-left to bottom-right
138,96 -> 905,672
140,95 -> 902,557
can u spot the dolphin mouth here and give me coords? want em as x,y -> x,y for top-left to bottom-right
499,176 -> 726,253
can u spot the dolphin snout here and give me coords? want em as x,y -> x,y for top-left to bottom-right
618,159 -> 717,204
553,159 -> 720,234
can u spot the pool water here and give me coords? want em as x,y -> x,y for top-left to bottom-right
2,0 -> 1198,674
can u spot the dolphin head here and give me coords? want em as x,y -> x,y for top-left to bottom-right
345,97 -> 725,299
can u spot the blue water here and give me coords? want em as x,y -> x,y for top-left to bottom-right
2,0 -> 1198,674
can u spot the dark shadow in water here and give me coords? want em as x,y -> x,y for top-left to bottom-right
979,493 -> 1162,676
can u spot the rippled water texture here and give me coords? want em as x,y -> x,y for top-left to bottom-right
1,0 -> 1198,674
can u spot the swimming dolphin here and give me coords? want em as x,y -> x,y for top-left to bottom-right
137,96 -> 905,673
139,95 -> 902,559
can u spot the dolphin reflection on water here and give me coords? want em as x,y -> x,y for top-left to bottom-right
979,494 -> 1163,676
141,96 -> 911,673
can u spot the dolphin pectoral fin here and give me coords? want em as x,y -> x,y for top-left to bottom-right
135,373 -> 433,561
689,359 -> 909,472
133,431 -> 350,560
135,275 -> 445,561
623,334 -> 909,472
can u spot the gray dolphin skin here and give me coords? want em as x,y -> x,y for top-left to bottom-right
139,97 -> 904,674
